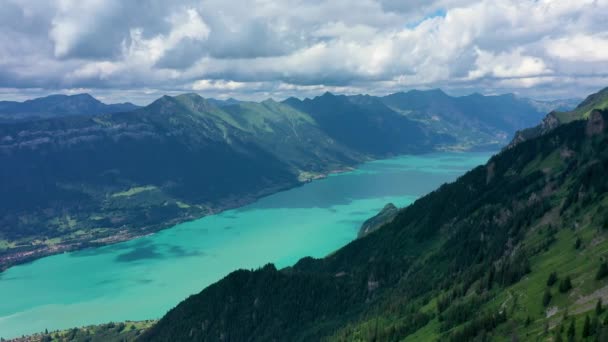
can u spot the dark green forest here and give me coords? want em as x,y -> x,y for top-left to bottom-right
141,110 -> 608,341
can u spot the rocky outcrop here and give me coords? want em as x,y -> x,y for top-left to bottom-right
507,111 -> 560,149
586,110 -> 606,137
358,203 -> 399,238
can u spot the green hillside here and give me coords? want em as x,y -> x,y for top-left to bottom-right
140,109 -> 608,341
555,87 -> 608,123
510,87 -> 608,149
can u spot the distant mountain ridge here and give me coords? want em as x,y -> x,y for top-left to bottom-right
0,93 -> 140,122
0,89 -> 577,270
379,89 -> 573,150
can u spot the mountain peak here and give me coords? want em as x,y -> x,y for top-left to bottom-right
403,88 -> 448,96
175,93 -> 205,101
69,93 -> 97,100
0,93 -> 140,120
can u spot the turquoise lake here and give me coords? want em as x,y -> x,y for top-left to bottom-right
0,151 -> 493,338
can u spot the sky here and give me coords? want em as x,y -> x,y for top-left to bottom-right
1,0 -> 607,105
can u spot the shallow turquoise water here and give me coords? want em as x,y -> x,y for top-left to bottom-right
0,151 -> 493,338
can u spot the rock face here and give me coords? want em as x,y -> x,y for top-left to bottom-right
586,110 -> 606,137
507,87 -> 608,149
358,203 -> 399,238
507,111 -> 560,149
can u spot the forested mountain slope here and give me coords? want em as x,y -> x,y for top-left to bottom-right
0,92 -> 434,270
0,95 -> 300,269
379,89 -> 550,150
510,87 -> 608,148
143,109 -> 608,341
0,89 -> 570,271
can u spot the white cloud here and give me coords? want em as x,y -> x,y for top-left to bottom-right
545,34 -> 608,62
467,48 -> 551,80
192,79 -> 248,91
0,0 -> 608,102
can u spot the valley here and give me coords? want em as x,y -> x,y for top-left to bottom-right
0,151 -> 492,339
0,90 -> 545,271
2,2 -> 608,341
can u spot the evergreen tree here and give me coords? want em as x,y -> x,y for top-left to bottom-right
584,315 -> 591,338
547,272 -> 559,286
543,289 -> 553,307
597,262 -> 608,280
591,316 -> 599,336
559,276 -> 573,293
597,298 -> 604,316
575,237 -> 582,249
567,318 -> 575,342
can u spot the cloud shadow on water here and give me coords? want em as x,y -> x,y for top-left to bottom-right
115,244 -> 162,262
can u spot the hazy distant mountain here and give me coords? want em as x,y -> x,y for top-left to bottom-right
379,89 -> 551,149
524,97 -> 581,113
0,93 -> 140,122
284,92 -> 453,154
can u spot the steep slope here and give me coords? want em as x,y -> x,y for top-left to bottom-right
143,110 -> 608,342
0,93 -> 140,122
555,86 -> 608,123
510,87 -> 608,147
0,89 -> 575,271
381,90 -> 548,149
358,203 -> 399,238
175,94 -> 364,179
285,92 -> 453,155
1,91 -> 431,270
0,95 -> 299,269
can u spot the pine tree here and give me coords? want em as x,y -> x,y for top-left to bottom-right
583,315 -> 591,337
591,316 -> 599,336
547,272 -> 558,286
567,318 -> 575,342
597,298 -> 604,316
559,276 -> 573,293
597,262 -> 608,280
543,288 -> 553,307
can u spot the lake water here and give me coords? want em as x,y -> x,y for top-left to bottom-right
0,151 -> 493,338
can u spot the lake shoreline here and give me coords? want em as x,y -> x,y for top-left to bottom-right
0,147 -> 497,273
0,164 -> 361,273
0,151 -> 495,339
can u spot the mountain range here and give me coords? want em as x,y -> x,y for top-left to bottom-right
0,90 -> 577,270
0,93 -> 140,123
19,87 -> 608,342
6,87 -> 608,342
140,92 -> 608,341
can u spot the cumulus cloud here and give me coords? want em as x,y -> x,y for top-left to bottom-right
0,0 -> 607,103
